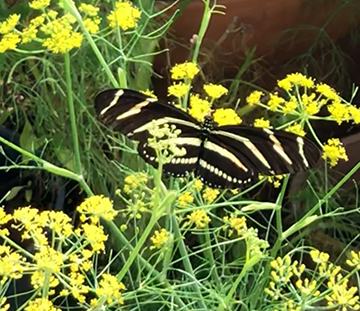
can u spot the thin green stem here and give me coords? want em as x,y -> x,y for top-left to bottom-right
64,52 -> 82,176
60,0 -> 118,87
116,191 -> 176,281
172,214 -> 207,310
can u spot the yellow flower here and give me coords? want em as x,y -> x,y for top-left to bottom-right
277,73 -> 314,91
185,210 -> 210,228
83,17 -> 101,34
30,14 -> 46,27
21,25 -> 38,43
78,223 -> 108,252
265,174 -> 286,188
177,192 -> 194,207
296,278 -> 320,297
141,89 -> 157,99
107,1 -> 141,30
38,210 -> 73,238
223,214 -> 247,236
168,82 -> 190,98
301,93 -> 320,115
188,94 -> 211,122
123,173 -> 148,194
150,228 -> 171,249
310,249 -> 329,264
194,179 -> 203,191
316,83 -> 340,101
42,16 -> 83,53
347,250 -> 360,268
0,14 -> 20,34
0,246 -> 25,280
31,270 -> 59,291
202,187 -> 220,203
246,91 -> 263,105
0,298 -> 9,311
285,123 -> 306,137
0,32 -> 21,53
69,271 -> 89,303
267,93 -> 285,111
254,118 -> 271,129
348,105 -> 360,124
95,273 -> 126,305
34,246 -> 64,273
29,0 -> 51,10
24,298 -> 60,311
322,138 -> 348,167
203,83 -> 228,99
282,96 -> 298,114
213,108 -> 242,126
170,62 -> 199,80
327,100 -> 351,124
78,3 -> 100,17
325,277 -> 359,311
77,195 -> 117,223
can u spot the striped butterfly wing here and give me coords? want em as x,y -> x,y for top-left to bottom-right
138,135 -> 203,177
95,89 -> 204,175
196,126 -> 321,188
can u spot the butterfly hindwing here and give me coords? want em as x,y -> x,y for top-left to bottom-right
138,135 -> 203,177
210,125 -> 321,175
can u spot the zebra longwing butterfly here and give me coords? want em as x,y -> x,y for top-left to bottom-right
95,89 -> 321,188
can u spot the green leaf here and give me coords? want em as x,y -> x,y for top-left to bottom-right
19,118 -> 42,162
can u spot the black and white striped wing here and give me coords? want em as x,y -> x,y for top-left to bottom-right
95,89 -> 202,141
95,89 -> 204,175
196,126 -> 321,188
138,136 -> 202,177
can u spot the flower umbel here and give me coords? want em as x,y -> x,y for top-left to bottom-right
204,83 -> 228,99
107,1 -> 141,30
213,108 -> 242,126
322,138 -> 348,167
171,62 -> 199,80
185,210 -> 210,228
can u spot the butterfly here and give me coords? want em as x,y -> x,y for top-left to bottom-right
95,89 -> 321,188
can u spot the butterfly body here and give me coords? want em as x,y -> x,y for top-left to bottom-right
95,89 -> 321,188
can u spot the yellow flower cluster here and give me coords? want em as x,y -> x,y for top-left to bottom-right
0,0 -> 142,54
265,250 -> 360,311
150,228 -> 172,249
184,209 -> 211,228
213,108 -> 242,126
177,191 -> 194,207
202,187 -> 220,203
222,214 -> 247,236
107,1 -> 141,30
254,117 -> 271,129
0,14 -> 21,53
0,196 -> 123,309
171,62 -> 200,80
246,72 -> 360,125
204,83 -> 228,99
285,123 -> 306,137
322,138 -> 348,167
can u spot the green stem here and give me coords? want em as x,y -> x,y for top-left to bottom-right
64,52 -> 82,176
60,0 -> 118,87
116,191 -> 176,282
171,213 -> 207,310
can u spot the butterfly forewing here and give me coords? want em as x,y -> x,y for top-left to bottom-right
95,89 -> 201,141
